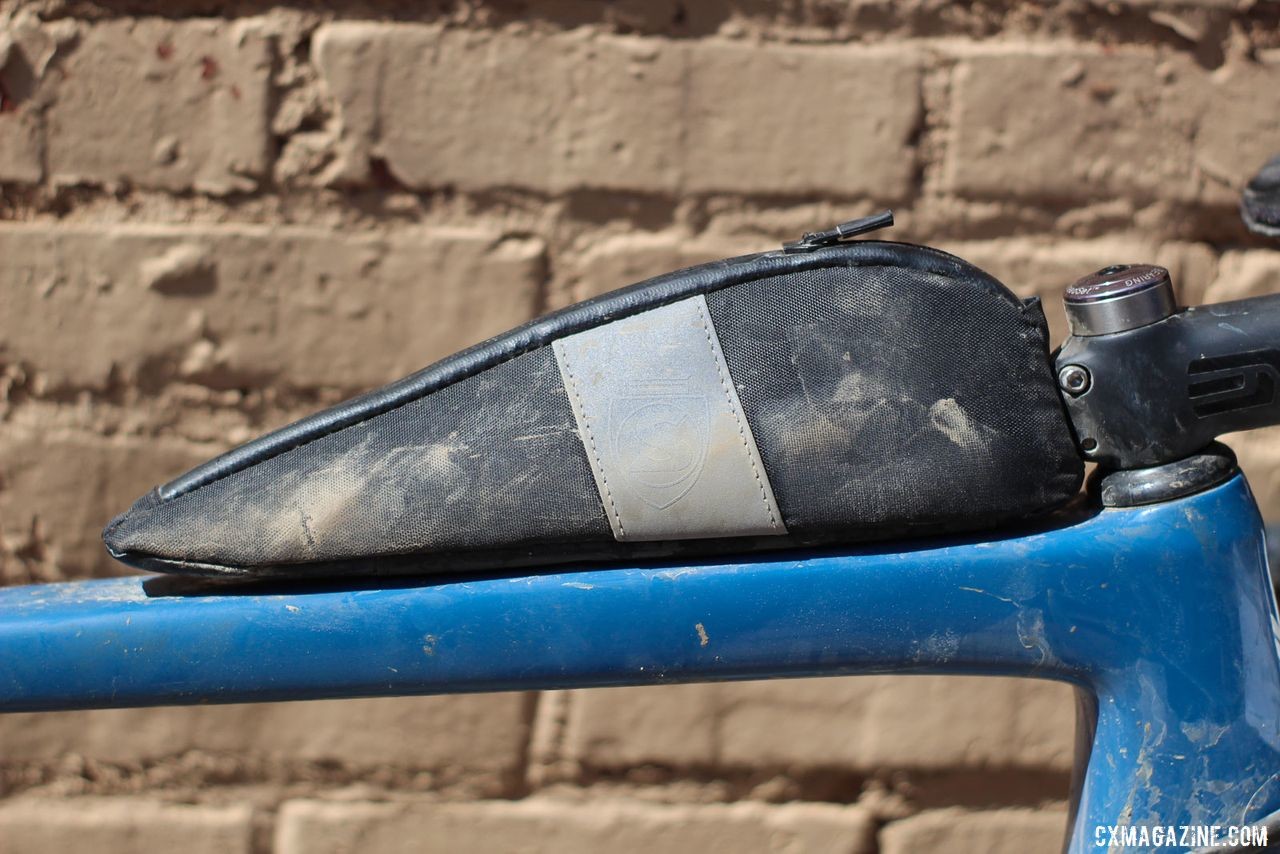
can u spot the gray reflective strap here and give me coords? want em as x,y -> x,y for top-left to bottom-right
552,295 -> 786,542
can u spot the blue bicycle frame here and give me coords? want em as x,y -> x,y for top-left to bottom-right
1,472 -> 1277,852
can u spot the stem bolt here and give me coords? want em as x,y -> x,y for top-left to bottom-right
1058,364 -> 1092,395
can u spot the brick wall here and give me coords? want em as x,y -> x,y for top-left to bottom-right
1,1 -> 1277,851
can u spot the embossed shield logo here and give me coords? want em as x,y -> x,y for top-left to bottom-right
611,396 -> 709,509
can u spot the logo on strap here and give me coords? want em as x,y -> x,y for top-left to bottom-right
612,395 -> 709,509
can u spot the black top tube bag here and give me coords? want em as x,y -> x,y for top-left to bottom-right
104,227 -> 1085,577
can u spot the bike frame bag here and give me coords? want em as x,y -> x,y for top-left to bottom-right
104,236 -> 1084,577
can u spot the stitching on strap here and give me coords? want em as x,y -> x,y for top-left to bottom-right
693,299 -> 781,531
556,346 -> 626,539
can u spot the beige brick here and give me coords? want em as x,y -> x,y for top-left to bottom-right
880,806 -> 1068,854
0,431 -> 207,577
947,47 -> 1250,203
0,224 -> 544,392
314,26 -> 684,193
1123,0 -> 1251,7
0,693 -> 529,785
0,10 -> 72,183
940,238 -> 1162,345
314,25 -> 919,197
1196,58 -> 1280,204
44,20 -> 271,194
276,797 -> 874,854
681,41 -> 920,196
1203,249 -> 1280,304
0,107 -> 42,183
562,676 -> 1076,773
0,798 -> 253,854
563,233 -> 760,306
1158,242 -> 1222,308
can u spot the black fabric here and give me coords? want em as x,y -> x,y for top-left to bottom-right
104,239 -> 1086,577
105,349 -> 612,570
706,265 -> 1081,535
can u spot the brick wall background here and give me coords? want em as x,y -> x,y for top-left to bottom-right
0,1 -> 1277,852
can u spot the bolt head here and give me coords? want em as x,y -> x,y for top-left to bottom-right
1058,364 -> 1091,395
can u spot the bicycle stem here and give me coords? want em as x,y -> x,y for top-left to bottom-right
1056,266 -> 1280,471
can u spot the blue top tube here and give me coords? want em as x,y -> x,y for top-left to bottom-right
1,474 -> 1277,852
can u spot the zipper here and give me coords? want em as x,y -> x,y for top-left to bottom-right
782,210 -> 895,253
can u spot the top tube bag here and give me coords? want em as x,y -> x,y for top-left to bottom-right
103,226 -> 1085,577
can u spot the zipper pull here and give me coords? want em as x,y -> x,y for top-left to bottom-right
782,210 -> 894,253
